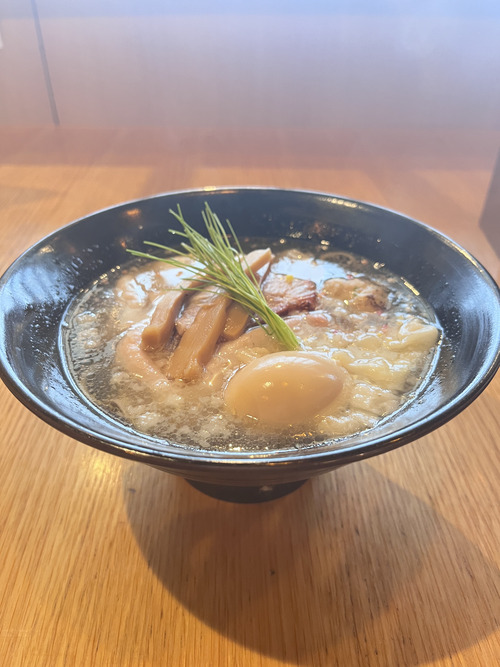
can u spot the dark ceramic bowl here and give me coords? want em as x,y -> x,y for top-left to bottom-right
1,188 -> 499,502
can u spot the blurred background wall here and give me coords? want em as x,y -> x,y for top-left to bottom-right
1,0 -> 499,129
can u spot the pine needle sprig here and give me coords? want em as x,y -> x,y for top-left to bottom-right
126,203 -> 301,350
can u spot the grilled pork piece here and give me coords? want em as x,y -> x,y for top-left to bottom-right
322,277 -> 387,312
262,274 -> 317,315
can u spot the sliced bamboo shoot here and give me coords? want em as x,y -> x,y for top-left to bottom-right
142,248 -> 273,353
221,247 -> 274,340
242,247 -> 273,275
141,288 -> 187,350
175,286 -> 220,335
222,301 -> 251,340
168,295 -> 230,382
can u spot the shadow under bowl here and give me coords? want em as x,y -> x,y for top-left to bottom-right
0,188 -> 499,502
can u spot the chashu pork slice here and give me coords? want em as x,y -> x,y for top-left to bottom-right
262,274 -> 318,315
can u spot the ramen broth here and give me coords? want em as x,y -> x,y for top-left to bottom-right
64,241 -> 441,451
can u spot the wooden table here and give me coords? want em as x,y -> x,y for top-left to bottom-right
1,127 -> 499,666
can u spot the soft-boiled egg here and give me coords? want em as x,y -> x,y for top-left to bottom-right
224,351 -> 346,427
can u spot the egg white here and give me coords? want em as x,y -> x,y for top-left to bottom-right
224,351 -> 347,426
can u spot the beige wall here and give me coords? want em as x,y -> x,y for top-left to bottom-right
0,0 -> 54,124
1,2 -> 500,129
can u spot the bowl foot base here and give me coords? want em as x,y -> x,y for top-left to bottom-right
186,479 -> 307,503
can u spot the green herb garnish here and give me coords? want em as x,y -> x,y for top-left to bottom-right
126,203 -> 301,350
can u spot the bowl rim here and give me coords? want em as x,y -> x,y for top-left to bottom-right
1,186 -> 499,472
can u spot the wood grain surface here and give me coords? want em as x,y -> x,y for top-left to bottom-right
0,127 -> 499,666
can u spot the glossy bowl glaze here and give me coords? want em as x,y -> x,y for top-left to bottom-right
1,188 -> 499,502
